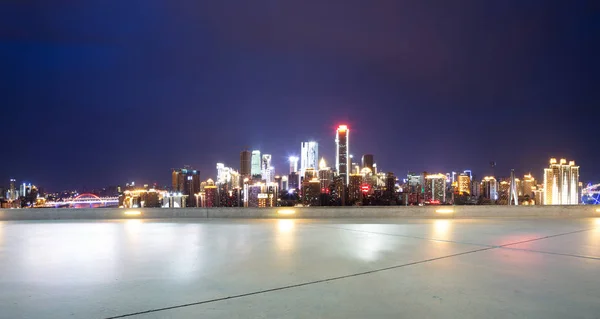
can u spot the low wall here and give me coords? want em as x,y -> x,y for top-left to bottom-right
0,205 -> 598,221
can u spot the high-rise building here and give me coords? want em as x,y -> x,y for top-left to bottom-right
281,176 -> 289,191
424,173 -> 446,203
204,183 -> 217,208
300,142 -> 319,180
457,174 -> 471,195
318,158 -> 333,192
251,150 -> 261,177
348,174 -> 363,204
481,176 -> 498,201
261,154 -> 273,182
240,150 -> 251,178
335,125 -> 349,185
289,156 -> 299,174
522,174 -> 535,198
543,158 -> 580,205
361,154 -> 374,173
172,167 -> 201,206
463,170 -> 473,181
301,179 -> 321,206
288,172 -> 299,191
471,180 -> 481,198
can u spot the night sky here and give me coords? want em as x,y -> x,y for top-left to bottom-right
2,1 -> 599,191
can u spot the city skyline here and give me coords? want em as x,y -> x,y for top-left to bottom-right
2,1 -> 599,190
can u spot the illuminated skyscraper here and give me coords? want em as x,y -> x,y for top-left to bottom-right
424,173 -> 446,203
172,167 -> 201,207
348,174 -> 363,204
261,154 -> 273,182
251,150 -> 261,177
300,142 -> 318,180
361,154 -> 374,172
289,156 -> 299,174
335,125 -> 349,185
522,174 -> 535,198
240,150 -> 251,178
481,176 -> 498,201
318,158 -> 333,191
543,158 -> 580,205
457,174 -> 471,195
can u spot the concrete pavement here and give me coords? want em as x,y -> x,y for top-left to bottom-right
1,218 -> 599,318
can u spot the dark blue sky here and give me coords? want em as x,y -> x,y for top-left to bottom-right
2,0 -> 599,191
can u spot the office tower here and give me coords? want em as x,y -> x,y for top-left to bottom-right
8,179 -> 16,201
288,172 -> 299,191
289,156 -> 299,174
300,142 -> 319,179
361,154 -> 374,173
204,183 -> 217,208
348,174 -> 363,204
522,174 -> 535,198
543,158 -> 580,205
172,167 -> 201,207
304,168 -> 317,181
318,158 -> 333,192
281,176 -> 289,191
463,170 -> 473,181
261,154 -> 273,182
251,150 -> 261,177
457,174 -> 471,195
335,125 -> 349,185
471,180 -> 481,198
302,179 -> 321,206
274,176 -> 283,190
216,163 -> 231,185
240,150 -> 251,178
481,176 -> 498,201
424,173 -> 446,203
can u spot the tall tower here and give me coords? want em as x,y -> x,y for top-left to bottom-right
300,142 -> 319,179
261,154 -> 273,182
335,125 -> 349,185
251,150 -> 261,177
361,154 -> 374,173
240,150 -> 251,178
543,158 -> 580,205
289,156 -> 299,174
509,169 -> 519,205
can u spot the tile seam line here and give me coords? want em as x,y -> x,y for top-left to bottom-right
313,224 -> 597,250
103,247 -> 494,319
104,226 -> 597,319
310,224 -> 600,260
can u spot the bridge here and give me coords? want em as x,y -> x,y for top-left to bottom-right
582,183 -> 600,204
43,193 -> 119,208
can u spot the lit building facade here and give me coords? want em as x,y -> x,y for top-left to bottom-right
522,174 -> 535,198
251,150 -> 261,177
361,154 -> 374,172
172,167 -> 201,207
348,174 -> 363,204
302,179 -> 321,206
289,156 -> 299,174
543,158 -> 580,205
318,158 -> 333,192
335,125 -> 349,185
481,176 -> 498,201
457,174 -> 471,195
261,154 -> 273,182
300,142 -> 318,180
424,173 -> 446,203
240,150 -> 251,178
